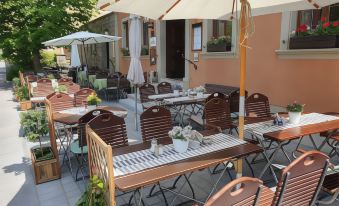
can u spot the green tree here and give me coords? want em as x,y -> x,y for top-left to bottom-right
0,0 -> 98,71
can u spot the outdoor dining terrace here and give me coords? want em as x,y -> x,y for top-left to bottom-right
7,69 -> 339,206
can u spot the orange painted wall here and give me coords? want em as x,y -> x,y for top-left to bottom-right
189,14 -> 339,113
117,13 -> 156,75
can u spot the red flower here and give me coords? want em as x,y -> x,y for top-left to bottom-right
297,24 -> 308,32
321,17 -> 327,22
333,21 -> 339,27
323,22 -> 331,28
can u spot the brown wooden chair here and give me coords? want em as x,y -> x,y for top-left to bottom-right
229,89 -> 248,115
58,77 -> 72,83
47,92 -> 74,112
259,151 -> 330,206
140,106 -> 172,142
204,98 -> 236,133
139,83 -> 156,110
26,75 -> 38,83
245,93 -> 271,118
37,78 -> 52,84
64,82 -> 80,94
70,109 -> 111,181
157,82 -> 173,94
74,88 -> 95,107
205,177 -> 263,206
88,113 -> 128,148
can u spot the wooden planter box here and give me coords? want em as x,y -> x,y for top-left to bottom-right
207,42 -> 231,52
289,35 -> 339,49
31,147 -> 60,184
20,100 -> 32,110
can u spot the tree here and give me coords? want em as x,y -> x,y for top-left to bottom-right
0,0 -> 97,71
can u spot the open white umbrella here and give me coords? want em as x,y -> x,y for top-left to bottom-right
127,15 -> 145,130
71,45 -> 81,67
104,0 -> 338,175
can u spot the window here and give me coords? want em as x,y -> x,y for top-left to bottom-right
192,23 -> 202,51
142,22 -> 149,46
122,21 -> 129,48
212,20 -> 232,39
297,10 -> 321,30
329,3 -> 339,21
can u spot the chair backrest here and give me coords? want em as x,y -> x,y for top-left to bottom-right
271,151 -> 330,206
229,89 -> 248,114
58,77 -> 72,83
88,113 -> 128,148
64,82 -> 80,94
47,92 -> 74,112
74,88 -> 95,107
37,78 -> 52,84
77,109 -> 111,148
245,93 -> 271,118
204,98 -> 233,130
107,77 -> 119,88
140,106 -> 172,142
157,82 -> 173,94
26,75 -> 38,83
205,92 -> 227,103
139,83 -> 156,103
205,177 -> 262,206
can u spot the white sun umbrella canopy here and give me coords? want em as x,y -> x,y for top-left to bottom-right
70,45 -> 81,67
106,0 -> 338,20
127,15 -> 145,130
43,31 -> 121,46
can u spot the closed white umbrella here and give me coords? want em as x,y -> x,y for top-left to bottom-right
128,15 -> 145,130
70,45 -> 81,67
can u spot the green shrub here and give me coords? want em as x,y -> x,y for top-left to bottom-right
12,77 -> 21,88
76,175 -> 107,206
6,66 -> 23,81
17,85 -> 30,101
40,50 -> 56,67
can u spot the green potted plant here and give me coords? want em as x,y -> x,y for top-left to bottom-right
289,18 -> 339,49
12,77 -> 21,100
87,93 -> 102,109
286,102 -> 304,124
20,110 -> 59,184
76,175 -> 107,206
141,46 -> 149,56
17,85 -> 32,110
168,126 -> 193,153
207,35 -> 232,52
120,48 -> 130,56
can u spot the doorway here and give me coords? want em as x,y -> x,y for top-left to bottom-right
166,20 -> 185,79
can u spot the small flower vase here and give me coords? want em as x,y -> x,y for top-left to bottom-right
288,112 -> 301,124
172,139 -> 189,153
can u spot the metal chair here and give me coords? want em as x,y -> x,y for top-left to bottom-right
88,113 -> 128,148
259,151 -> 330,206
205,177 -> 263,206
106,76 -> 119,101
157,82 -> 173,94
139,83 -> 156,110
70,109 -> 111,181
245,93 -> 271,118
74,88 -> 95,107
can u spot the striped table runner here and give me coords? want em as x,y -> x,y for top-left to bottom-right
244,113 -> 339,139
113,133 -> 246,177
59,107 -> 128,117
163,94 -> 210,104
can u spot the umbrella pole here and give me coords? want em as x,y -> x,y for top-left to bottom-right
236,0 -> 248,179
135,85 -> 138,131
82,41 -> 90,87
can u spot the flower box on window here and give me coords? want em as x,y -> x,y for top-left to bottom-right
289,35 -> 339,49
206,36 -> 232,52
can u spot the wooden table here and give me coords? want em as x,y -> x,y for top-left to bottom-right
53,106 -> 127,125
112,130 -> 263,205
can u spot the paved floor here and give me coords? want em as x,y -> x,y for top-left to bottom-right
0,62 -> 338,206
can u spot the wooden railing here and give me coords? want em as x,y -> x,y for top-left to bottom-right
87,125 -> 115,206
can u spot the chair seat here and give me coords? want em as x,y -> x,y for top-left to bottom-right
70,140 -> 88,154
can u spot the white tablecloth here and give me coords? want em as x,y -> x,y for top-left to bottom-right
59,106 -> 128,117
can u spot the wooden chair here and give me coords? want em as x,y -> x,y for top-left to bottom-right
70,109 -> 111,181
140,106 -> 172,142
58,77 -> 72,84
88,113 -> 128,148
259,151 -> 330,206
204,98 -> 235,133
37,78 -> 52,84
205,177 -> 263,206
229,89 -> 248,115
245,93 -> 271,118
74,88 -> 95,107
157,82 -> 173,94
64,82 -> 80,95
47,92 -> 74,112
26,75 -> 38,83
139,83 -> 156,110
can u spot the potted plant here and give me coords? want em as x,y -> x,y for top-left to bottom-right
17,85 -> 32,110
76,175 -> 107,206
87,93 -> 102,110
286,102 -> 304,124
206,35 -> 232,52
121,48 -> 130,56
168,126 -> 193,153
141,46 -> 149,56
20,110 -> 59,184
12,77 -> 21,101
289,18 -> 339,49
